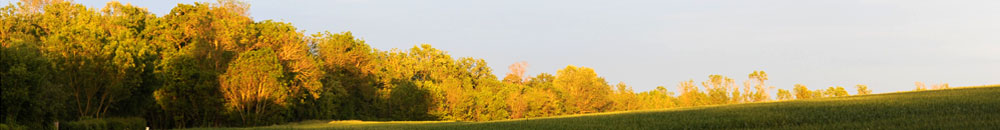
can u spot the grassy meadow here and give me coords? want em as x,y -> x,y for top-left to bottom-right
187,85 -> 1000,130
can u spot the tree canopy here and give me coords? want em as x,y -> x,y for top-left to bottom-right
0,0 -> 879,129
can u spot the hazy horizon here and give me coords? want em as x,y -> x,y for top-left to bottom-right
55,0 -> 999,94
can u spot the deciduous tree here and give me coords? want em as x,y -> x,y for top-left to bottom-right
915,82 -> 927,91
855,84 -> 871,95
776,89 -> 792,100
823,86 -> 849,97
701,75 -> 735,105
678,80 -> 707,107
553,65 -> 612,114
793,84 -> 811,99
503,61 -> 528,84
219,48 -> 288,126
610,82 -> 639,111
748,71 -> 773,102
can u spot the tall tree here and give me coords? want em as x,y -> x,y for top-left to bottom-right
150,1 -> 244,127
30,1 -> 158,119
747,71 -> 772,102
310,31 -> 375,119
553,65 -> 612,114
253,21 -> 330,121
0,41 -> 66,128
219,48 -> 288,126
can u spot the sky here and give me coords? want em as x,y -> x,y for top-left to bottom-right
17,0 -> 998,94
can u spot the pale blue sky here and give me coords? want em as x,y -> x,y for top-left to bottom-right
20,0 -> 998,94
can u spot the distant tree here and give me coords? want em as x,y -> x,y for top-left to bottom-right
503,62 -> 531,119
776,89 -> 792,100
678,80 -> 707,107
915,82 -> 927,91
748,71 -> 773,102
834,86 -> 849,97
793,84 -> 812,99
701,75 -> 735,105
730,81 -> 744,103
610,82 -> 639,111
812,89 -> 826,98
526,73 -> 556,88
823,87 -> 834,97
931,83 -> 950,90
741,80 -> 752,102
214,0 -> 249,16
523,73 -> 565,118
466,80 -> 510,121
7,0 -> 933,128
553,65 -> 612,114
635,86 -> 677,110
505,84 -> 528,119
503,61 -> 528,84
823,86 -> 849,97
855,84 -> 871,95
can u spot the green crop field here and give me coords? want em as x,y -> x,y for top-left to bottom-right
188,85 -> 1000,130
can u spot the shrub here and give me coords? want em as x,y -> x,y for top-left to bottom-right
0,123 -> 28,130
61,117 -> 146,130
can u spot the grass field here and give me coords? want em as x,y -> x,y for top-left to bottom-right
188,85 -> 1000,130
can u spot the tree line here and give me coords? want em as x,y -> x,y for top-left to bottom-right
0,0 -> 872,129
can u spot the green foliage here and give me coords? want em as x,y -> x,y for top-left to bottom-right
61,117 -> 146,130
0,123 -> 28,130
220,48 -> 288,126
152,52 -> 226,128
310,31 -> 372,120
29,1 -> 158,119
0,41 -> 64,129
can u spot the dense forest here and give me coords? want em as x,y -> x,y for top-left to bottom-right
1,0 -> 894,129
